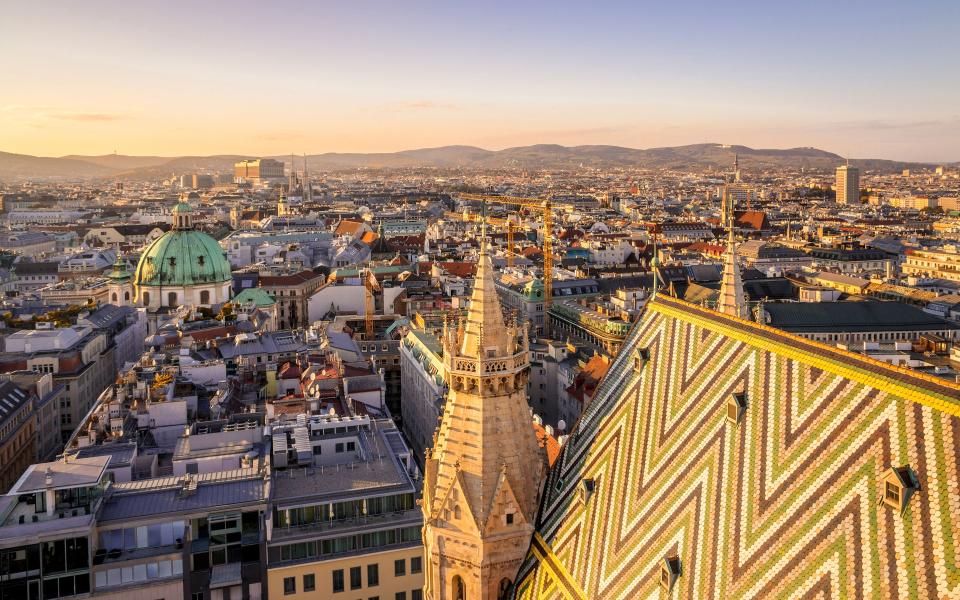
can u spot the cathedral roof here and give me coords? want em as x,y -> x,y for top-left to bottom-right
516,295 -> 960,599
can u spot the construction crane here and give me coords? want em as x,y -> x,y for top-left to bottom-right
363,268 -> 380,340
445,210 -> 519,266
457,193 -> 564,335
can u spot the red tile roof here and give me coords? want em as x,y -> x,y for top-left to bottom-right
533,423 -> 561,466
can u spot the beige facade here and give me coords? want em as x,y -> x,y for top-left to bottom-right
903,246 -> 960,282
267,545 -> 423,599
835,165 -> 860,204
234,159 -> 284,181
422,238 -> 546,600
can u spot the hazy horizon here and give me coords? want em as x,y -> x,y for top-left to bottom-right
1,0 -> 958,162
3,141 -> 957,165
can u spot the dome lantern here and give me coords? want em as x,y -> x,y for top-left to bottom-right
172,195 -> 195,230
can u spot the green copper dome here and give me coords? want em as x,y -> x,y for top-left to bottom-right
134,230 -> 231,287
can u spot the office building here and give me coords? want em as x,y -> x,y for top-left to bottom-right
836,164 -> 860,204
234,159 -> 284,183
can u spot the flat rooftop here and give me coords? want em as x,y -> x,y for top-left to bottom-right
10,456 -> 109,494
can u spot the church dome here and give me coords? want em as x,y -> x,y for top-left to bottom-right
134,231 -> 231,287
134,198 -> 231,288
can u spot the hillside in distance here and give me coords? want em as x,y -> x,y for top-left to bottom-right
0,144 -> 950,180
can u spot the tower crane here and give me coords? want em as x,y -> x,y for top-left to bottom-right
363,268 -> 380,340
457,193 -> 568,335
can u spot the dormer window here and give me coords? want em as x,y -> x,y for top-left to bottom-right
659,554 -> 681,592
197,255 -> 205,266
505,512 -> 514,525
634,347 -> 649,371
168,257 -> 176,267
879,466 -> 920,515
726,393 -> 747,425
579,478 -> 596,505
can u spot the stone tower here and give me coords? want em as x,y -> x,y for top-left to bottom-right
422,234 -> 547,600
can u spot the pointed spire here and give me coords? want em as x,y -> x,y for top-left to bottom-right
650,233 -> 660,298
717,209 -> 747,318
460,202 -> 507,358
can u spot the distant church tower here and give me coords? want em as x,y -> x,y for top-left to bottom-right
422,229 -> 547,600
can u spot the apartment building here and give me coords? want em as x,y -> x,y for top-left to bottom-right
1,327 -> 115,442
265,414 -> 424,600
903,245 -> 960,282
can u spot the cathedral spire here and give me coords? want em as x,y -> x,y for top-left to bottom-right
717,211 -> 747,318
459,204 -> 508,358
423,208 -> 547,598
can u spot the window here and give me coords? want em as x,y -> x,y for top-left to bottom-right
395,593 -> 406,600
347,441 -> 356,452
880,466 -> 919,514
659,555 -> 681,592
200,290 -> 210,304
579,478 -> 596,505
168,292 -> 178,307
367,563 -> 379,587
394,559 -> 405,576
453,575 -> 465,600
143,292 -> 150,305
303,573 -> 315,592
412,590 -> 423,600
885,481 -> 900,504
410,556 -> 422,574
335,443 -> 345,453
283,576 -> 296,595
351,566 -> 362,590
505,512 -> 514,525
726,393 -> 747,425
332,569 -> 344,593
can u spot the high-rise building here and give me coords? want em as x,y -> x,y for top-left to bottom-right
234,158 -> 285,182
835,164 -> 860,204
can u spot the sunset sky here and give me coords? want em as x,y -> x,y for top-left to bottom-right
1,0 -> 957,161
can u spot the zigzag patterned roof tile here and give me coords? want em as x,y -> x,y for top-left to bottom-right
516,295 -> 960,599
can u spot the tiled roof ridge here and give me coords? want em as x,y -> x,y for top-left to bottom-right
650,295 -> 960,410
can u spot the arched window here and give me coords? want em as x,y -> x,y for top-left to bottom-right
200,290 -> 210,304
499,578 -> 512,599
453,575 -> 465,600
142,292 -> 150,305
168,292 -> 178,307
111,293 -> 117,302
453,505 -> 461,520
124,291 -> 130,301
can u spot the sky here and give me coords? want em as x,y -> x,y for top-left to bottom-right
1,0 -> 958,161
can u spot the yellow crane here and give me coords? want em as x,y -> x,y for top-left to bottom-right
363,268 -> 380,340
457,193 -> 565,334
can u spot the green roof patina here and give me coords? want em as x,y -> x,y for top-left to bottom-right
134,230 -> 231,287
232,287 -> 276,307
106,255 -> 132,282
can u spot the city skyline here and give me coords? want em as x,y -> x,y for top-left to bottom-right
1,0 -> 958,161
